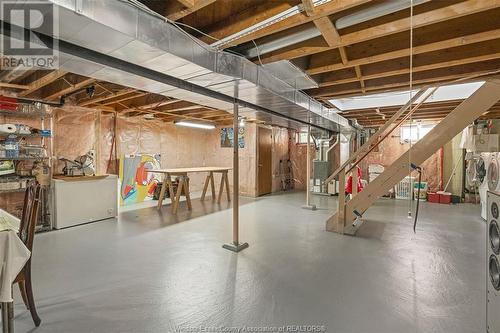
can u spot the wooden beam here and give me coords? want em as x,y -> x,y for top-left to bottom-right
319,52 -> 500,87
310,68 -> 500,98
313,17 -> 343,50
262,0 -> 499,63
0,82 -> 29,90
354,66 -> 365,93
308,29 -> 500,75
168,0 -> 216,21
216,0 -> 371,48
101,92 -> 149,106
78,88 -> 136,107
301,0 -> 315,17
0,68 -> 32,83
44,78 -> 96,101
176,0 -> 195,8
202,2 -> 299,45
18,70 -> 67,97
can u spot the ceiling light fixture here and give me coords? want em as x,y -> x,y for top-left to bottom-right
174,120 -> 216,130
211,0 -> 333,49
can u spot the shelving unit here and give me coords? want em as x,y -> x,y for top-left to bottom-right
0,188 -> 27,194
0,157 -> 49,161
0,104 -> 53,231
0,109 -> 52,118
0,133 -> 48,138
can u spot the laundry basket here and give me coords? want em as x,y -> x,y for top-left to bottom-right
395,176 -> 415,200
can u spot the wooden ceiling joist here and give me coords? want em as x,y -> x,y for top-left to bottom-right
319,51 -> 500,88
168,0 -> 217,21
18,70 -> 67,97
308,28 -> 500,75
44,78 -> 96,101
218,0 -> 371,48
261,0 -> 499,63
101,92 -> 149,107
312,68 -> 499,98
301,0 -> 315,17
78,88 -> 136,107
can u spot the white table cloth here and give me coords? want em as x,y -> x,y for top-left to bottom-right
0,230 -> 30,302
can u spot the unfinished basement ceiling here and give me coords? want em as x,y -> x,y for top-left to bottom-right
135,0 -> 500,126
1,0 -> 351,134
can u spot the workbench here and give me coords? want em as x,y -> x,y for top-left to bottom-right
148,167 -> 232,214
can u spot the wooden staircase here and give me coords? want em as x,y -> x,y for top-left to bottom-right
326,77 -> 500,235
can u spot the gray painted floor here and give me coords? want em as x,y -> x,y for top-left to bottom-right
12,192 -> 485,333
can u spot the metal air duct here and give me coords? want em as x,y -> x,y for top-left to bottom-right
0,0 -> 350,133
237,0 -> 429,58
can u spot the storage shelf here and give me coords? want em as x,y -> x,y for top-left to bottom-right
0,109 -> 51,118
0,157 -> 48,161
0,133 -> 47,138
0,188 -> 26,194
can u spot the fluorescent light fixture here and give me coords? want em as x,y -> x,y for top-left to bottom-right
330,81 -> 485,111
211,0 -> 333,48
174,120 -> 215,130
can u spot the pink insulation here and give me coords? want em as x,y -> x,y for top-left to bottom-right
100,114 -> 257,196
364,131 -> 442,191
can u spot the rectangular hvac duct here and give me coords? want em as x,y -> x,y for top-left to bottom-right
0,0 -> 351,132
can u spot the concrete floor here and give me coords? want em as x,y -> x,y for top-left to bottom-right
12,192 -> 485,333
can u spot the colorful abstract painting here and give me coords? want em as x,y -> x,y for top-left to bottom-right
119,154 -> 161,205
221,127 -> 244,148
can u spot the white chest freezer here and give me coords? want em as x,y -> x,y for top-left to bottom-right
51,175 -> 118,229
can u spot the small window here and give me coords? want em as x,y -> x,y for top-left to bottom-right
297,132 -> 309,144
400,124 -> 434,143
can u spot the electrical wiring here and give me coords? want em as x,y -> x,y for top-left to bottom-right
121,0 -> 266,64
407,0 -> 414,221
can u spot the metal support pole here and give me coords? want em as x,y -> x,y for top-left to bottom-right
223,83 -> 249,253
302,117 -> 316,210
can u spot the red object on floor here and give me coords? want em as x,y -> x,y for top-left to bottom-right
438,191 -> 452,204
427,192 -> 440,203
345,166 -> 363,194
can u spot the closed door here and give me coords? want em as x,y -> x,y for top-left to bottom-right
258,127 -> 272,196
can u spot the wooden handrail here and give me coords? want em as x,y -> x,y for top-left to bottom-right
345,87 -> 439,174
324,87 -> 428,184
324,69 -> 500,185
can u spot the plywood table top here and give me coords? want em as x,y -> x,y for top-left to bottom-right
148,167 -> 232,174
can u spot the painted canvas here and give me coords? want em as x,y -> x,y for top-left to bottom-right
221,127 -> 244,148
119,154 -> 161,205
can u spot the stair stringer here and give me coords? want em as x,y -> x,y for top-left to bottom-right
327,78 -> 500,235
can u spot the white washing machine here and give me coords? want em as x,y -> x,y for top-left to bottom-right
487,191 -> 500,333
466,154 -> 479,192
479,153 -> 494,220
489,153 -> 500,191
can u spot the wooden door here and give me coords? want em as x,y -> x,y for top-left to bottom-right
258,127 -> 272,196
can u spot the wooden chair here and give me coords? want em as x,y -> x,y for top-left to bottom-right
13,181 -> 42,327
